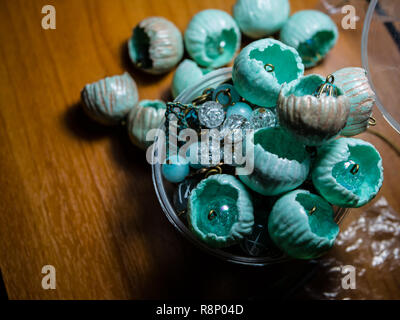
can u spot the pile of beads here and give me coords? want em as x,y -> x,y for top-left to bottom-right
78,0 -> 384,261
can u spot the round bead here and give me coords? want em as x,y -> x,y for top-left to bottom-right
268,189 -> 339,259
238,127 -> 310,196
172,59 -> 210,99
226,102 -> 253,120
81,72 -> 139,125
280,10 -> 338,68
187,174 -> 254,248
212,84 -> 241,107
220,114 -> 251,144
185,142 -> 203,169
332,67 -> 375,137
184,9 -> 241,68
198,101 -> 225,128
162,155 -> 190,183
277,74 -> 350,146
127,100 -> 166,149
128,17 -> 184,75
250,107 -> 277,130
312,138 -> 383,208
233,0 -> 290,39
232,38 -> 304,107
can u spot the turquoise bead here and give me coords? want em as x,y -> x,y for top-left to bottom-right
312,138 -> 384,208
232,38 -> 304,107
81,73 -> 139,125
233,0 -> 290,39
268,189 -> 339,260
184,9 -> 241,68
128,17 -> 184,75
280,10 -> 338,68
226,102 -> 253,120
172,59 -> 211,99
238,127 -> 310,196
212,84 -> 241,107
162,155 -> 190,183
187,174 -> 254,248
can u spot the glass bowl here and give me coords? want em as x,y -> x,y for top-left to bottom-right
151,68 -> 349,266
362,0 -> 400,133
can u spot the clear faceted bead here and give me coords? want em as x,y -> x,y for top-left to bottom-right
198,101 -> 225,128
220,114 -> 251,143
250,107 -> 277,130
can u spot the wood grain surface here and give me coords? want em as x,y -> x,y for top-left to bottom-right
0,0 -> 399,300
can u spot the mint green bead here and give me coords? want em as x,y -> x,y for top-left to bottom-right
81,72 -> 139,125
172,59 -> 211,99
162,155 -> 190,183
312,138 -> 383,208
268,189 -> 339,260
226,102 -> 253,120
280,10 -> 338,68
127,100 -> 166,149
128,17 -> 184,75
184,9 -> 241,68
232,38 -> 304,107
233,0 -> 290,39
238,127 -> 310,196
187,174 -> 254,248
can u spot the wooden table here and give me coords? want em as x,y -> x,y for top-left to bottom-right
0,0 -> 399,300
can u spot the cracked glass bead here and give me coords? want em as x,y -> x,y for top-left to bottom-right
250,107 -> 277,130
220,114 -> 251,143
198,101 -> 225,128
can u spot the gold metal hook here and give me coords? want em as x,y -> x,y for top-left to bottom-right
208,209 -> 217,221
368,117 -> 377,126
350,164 -> 360,175
216,88 -> 233,107
309,206 -> 317,216
264,63 -> 275,73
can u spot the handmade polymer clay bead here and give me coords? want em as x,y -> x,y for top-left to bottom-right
232,38 -> 304,107
162,155 -> 190,183
172,59 -> 211,99
233,0 -> 290,39
81,72 -> 139,125
312,138 -> 383,208
184,9 -> 241,68
280,10 -> 338,68
187,174 -> 254,248
250,107 -> 277,130
128,17 -> 184,74
226,102 -> 253,120
239,127 -> 310,196
212,84 -> 241,107
127,100 -> 166,149
277,74 -> 350,146
332,67 -> 376,137
268,189 -> 339,259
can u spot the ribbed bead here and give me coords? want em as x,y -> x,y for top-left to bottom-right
333,67 -> 375,136
81,72 -> 139,125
